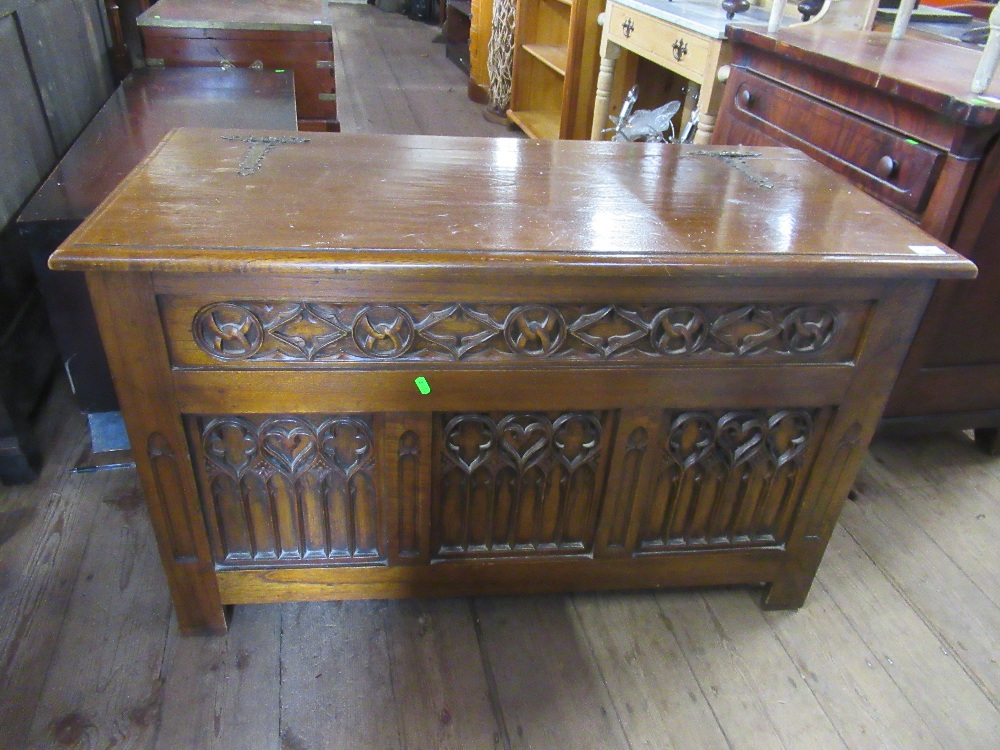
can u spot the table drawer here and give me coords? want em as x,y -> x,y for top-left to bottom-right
607,5 -> 711,82
724,68 -> 945,217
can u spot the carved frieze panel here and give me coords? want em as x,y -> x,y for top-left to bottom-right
171,300 -> 856,365
193,414 -> 382,566
632,408 -> 822,552
432,411 -> 611,558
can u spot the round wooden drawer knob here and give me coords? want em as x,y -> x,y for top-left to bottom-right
723,0 -> 751,18
738,89 -> 754,108
875,155 -> 898,180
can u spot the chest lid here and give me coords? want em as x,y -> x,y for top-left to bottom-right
49,128 -> 975,281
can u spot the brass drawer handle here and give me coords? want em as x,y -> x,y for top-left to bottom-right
875,155 -> 898,180
672,38 -> 688,61
738,88 -> 754,108
622,18 -> 635,38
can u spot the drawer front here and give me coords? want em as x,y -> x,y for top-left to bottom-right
607,5 -> 712,82
724,68 -> 945,217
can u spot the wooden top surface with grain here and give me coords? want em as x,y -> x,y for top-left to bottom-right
49,128 -> 976,280
137,0 -> 331,32
727,25 -> 1000,125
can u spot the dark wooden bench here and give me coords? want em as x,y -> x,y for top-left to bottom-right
7,66 -> 296,481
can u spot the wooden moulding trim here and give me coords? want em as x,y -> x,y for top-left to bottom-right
215,547 -> 786,604
49,250 -> 977,280
171,365 -> 854,414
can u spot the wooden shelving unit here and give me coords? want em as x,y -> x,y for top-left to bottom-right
506,0 -> 603,139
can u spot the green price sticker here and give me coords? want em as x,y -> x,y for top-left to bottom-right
414,376 -> 431,395
905,138 -> 919,145
275,69 -> 285,73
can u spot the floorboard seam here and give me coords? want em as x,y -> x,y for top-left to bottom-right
753,589 -> 854,750
567,595 -> 636,750
468,598 -> 512,750
652,595 -> 737,750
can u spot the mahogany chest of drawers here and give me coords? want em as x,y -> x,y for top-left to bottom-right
138,0 -> 338,132
49,129 -> 972,634
713,26 -> 1000,449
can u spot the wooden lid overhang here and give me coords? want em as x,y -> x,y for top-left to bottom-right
49,128 -> 976,281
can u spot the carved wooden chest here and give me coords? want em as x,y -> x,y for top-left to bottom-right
49,129 -> 974,634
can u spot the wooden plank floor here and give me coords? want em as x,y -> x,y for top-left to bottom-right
5,7 -> 1000,747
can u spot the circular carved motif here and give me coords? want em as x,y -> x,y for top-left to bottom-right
782,306 -> 837,353
504,305 -> 566,357
352,306 -> 414,358
194,303 -> 264,360
649,307 -> 708,355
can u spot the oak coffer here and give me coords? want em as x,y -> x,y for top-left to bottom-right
138,0 -> 338,132
49,129 -> 974,635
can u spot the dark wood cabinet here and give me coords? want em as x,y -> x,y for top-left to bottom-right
138,0 -> 339,132
16,68 -> 298,419
713,26 -> 1000,449
0,0 -> 114,482
0,253 -> 57,484
49,130 -> 971,633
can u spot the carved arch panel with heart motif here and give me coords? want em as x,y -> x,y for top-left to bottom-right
191,414 -> 383,566
432,411 -> 615,559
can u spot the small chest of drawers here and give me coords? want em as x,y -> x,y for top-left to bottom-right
139,0 -> 338,132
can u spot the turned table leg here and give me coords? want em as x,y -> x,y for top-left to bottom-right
693,112 -> 716,144
591,41 -> 621,140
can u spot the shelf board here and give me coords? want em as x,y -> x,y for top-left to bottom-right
507,108 -> 561,140
522,43 -> 568,76
549,0 -> 573,6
